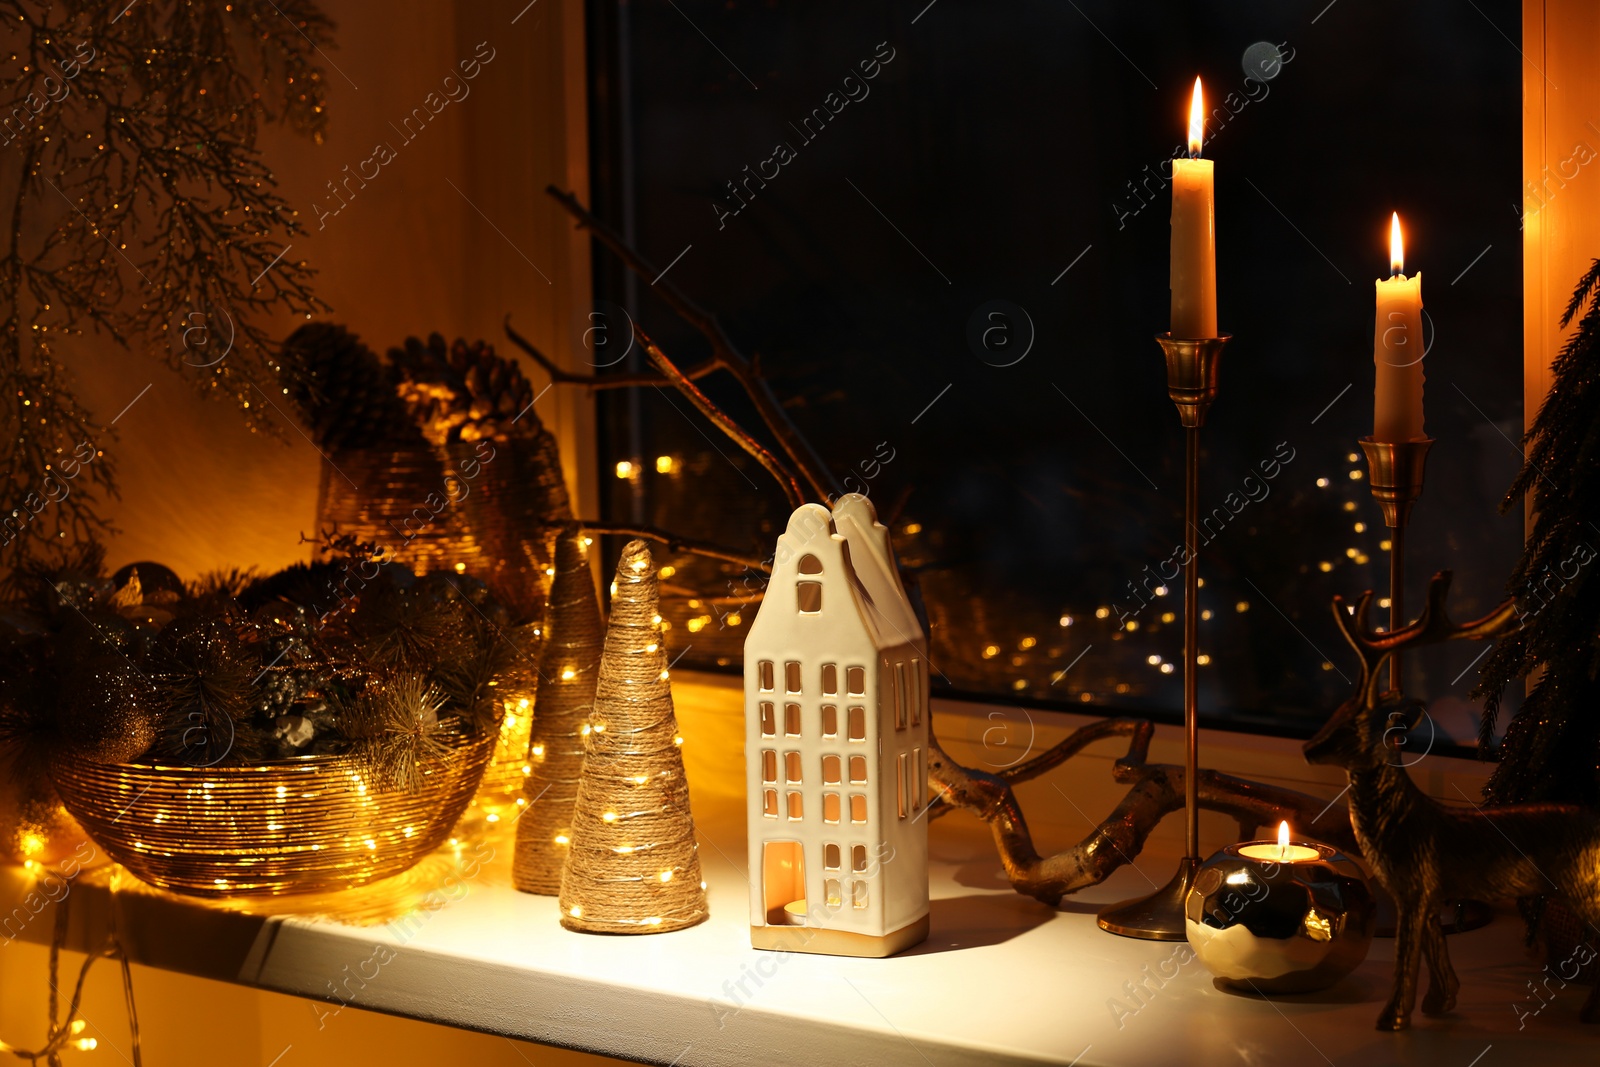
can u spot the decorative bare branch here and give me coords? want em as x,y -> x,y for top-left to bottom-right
503,315 -> 719,390
635,326 -> 806,510
582,523 -> 771,573
925,719 -> 1356,905
546,185 -> 839,503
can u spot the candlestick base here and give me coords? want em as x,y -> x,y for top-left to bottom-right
1096,855 -> 1201,941
1358,437 -> 1433,528
1156,334 -> 1231,428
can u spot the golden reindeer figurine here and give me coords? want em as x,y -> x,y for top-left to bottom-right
1304,571 -> 1600,1031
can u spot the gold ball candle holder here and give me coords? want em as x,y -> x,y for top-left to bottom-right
1185,826 -> 1376,994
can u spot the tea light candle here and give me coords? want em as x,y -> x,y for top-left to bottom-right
1237,821 -> 1321,864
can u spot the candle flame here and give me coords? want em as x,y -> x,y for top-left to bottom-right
1277,820 -> 1291,860
1187,77 -> 1204,156
1389,212 -> 1404,277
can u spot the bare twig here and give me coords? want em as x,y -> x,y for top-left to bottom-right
635,326 -> 806,510
583,522 -> 770,573
546,185 -> 838,502
503,315 -> 718,390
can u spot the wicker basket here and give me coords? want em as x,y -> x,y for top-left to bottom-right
50,732 -> 495,897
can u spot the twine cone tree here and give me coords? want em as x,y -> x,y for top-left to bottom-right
558,540 -> 708,933
514,525 -> 605,894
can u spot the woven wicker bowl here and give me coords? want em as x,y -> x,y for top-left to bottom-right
50,732 -> 495,897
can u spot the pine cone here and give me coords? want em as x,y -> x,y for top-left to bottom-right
389,334 -> 537,444
279,323 -> 422,452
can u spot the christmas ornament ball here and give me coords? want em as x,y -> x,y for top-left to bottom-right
60,656 -> 161,764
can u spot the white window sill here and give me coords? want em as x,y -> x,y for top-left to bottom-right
1,673 -> 1584,1065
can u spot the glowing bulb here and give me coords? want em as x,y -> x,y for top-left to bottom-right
74,1038 -> 97,1051
660,669 -> 670,680
1354,522 -> 1366,533
646,916 -> 663,926
1187,76 -> 1204,156
1389,211 -> 1404,277
594,723 -> 606,733
615,460 -> 635,478
1147,655 -> 1162,665
1059,614 -> 1073,627
1316,477 -> 1330,488
982,645 -> 999,659
570,905 -> 583,917
631,558 -> 649,572
727,614 -> 742,626
673,735 -> 684,746
70,1021 -> 86,1035
1235,601 -> 1250,613
1197,654 -> 1211,665
1159,663 -> 1175,674
655,455 -> 676,473
602,812 -> 618,823
659,870 -> 673,882
1319,561 -> 1333,573
555,833 -> 570,845
632,775 -> 649,784
561,667 -> 576,681
531,744 -> 545,758
453,562 -> 467,574
1154,585 -> 1169,597
659,565 -> 676,578
1095,607 -> 1110,619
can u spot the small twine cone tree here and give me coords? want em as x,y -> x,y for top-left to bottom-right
514,525 -> 605,894
558,540 -> 708,933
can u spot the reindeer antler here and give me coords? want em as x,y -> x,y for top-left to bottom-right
1333,571 -> 1519,703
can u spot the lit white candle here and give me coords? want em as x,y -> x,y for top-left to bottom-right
1237,821 -> 1321,864
1373,213 -> 1426,442
1170,77 -> 1217,339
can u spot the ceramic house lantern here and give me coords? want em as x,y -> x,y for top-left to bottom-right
743,494 -> 930,957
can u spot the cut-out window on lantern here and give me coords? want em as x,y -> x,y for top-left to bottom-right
758,660 -> 774,691
823,793 -> 840,823
824,843 -> 840,869
822,663 -> 837,696
910,659 -> 922,726
847,706 -> 866,741
787,791 -> 803,820
785,750 -> 802,783
825,878 -> 843,909
852,880 -> 868,909
798,553 -> 824,574
849,794 -> 867,823
849,755 -> 867,784
760,701 -> 775,737
822,704 -> 838,736
846,666 -> 865,696
897,752 -> 909,819
785,703 -> 801,736
761,749 -> 776,783
797,581 -> 822,613
822,754 -> 841,784
784,660 -> 802,693
894,661 -> 908,730
763,789 -> 777,818
852,844 -> 868,872
915,746 -> 926,811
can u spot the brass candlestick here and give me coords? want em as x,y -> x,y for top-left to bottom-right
1098,333 -> 1230,941
1357,437 -> 1432,691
